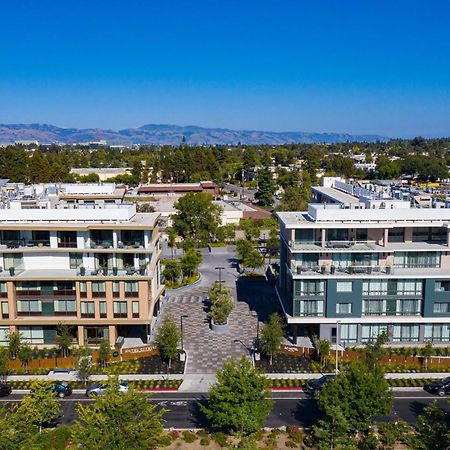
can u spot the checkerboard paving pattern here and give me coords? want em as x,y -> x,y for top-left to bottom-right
155,286 -> 276,374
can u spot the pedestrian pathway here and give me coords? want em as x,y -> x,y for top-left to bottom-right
154,288 -> 276,374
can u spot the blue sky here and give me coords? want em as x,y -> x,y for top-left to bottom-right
1,0 -> 449,137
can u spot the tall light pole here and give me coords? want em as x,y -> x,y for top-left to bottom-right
335,320 -> 341,375
215,266 -> 225,290
180,315 -> 188,354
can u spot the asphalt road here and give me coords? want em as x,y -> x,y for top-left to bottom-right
1,390 -> 448,429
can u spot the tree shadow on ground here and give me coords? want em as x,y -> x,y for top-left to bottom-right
292,398 -> 324,428
189,396 -> 213,429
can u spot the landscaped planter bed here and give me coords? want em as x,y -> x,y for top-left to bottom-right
256,353 -> 312,374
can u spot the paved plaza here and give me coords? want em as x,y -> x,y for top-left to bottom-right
153,246 -> 281,374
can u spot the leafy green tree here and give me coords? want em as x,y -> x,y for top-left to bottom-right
72,376 -> 165,449
259,313 -> 284,364
56,323 -> 72,357
239,220 -> 261,241
420,341 -> 433,370
201,356 -> 272,435
7,330 -> 22,359
0,347 -> 9,381
180,248 -> 203,277
28,150 -> 51,183
242,147 -> 258,180
313,337 -> 331,368
78,354 -> 94,385
162,259 -> 181,282
255,168 -> 275,206
18,344 -> 33,374
156,315 -> 180,368
318,360 -> 392,434
167,226 -> 177,258
18,380 -> 60,433
364,330 -> 388,369
172,192 -> 222,245
414,400 -> 450,450
236,239 -> 254,260
209,290 -> 234,325
241,248 -> 265,272
98,340 -> 110,368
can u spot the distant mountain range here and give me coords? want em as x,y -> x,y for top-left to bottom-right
0,123 -> 388,145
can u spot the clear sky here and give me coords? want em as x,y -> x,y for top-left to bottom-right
1,0 -> 450,138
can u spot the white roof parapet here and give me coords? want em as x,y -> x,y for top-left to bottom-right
0,203 -> 136,223
308,204 -> 450,224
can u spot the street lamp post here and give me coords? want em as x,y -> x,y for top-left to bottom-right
215,266 -> 225,290
335,320 -> 341,375
180,315 -> 188,354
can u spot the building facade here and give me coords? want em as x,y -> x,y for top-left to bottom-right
0,204 -> 163,347
277,179 -> 450,347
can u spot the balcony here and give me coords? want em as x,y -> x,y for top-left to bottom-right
1,239 -> 50,249
292,262 -> 390,276
89,240 -> 114,249
289,240 -> 379,252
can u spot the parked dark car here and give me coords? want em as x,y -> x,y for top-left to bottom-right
424,377 -> 450,396
0,383 -> 12,397
305,375 -> 337,396
53,382 -> 72,398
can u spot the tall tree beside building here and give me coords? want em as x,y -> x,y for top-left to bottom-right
172,192 -> 222,246
255,168 -> 275,207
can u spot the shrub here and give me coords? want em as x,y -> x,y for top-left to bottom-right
199,437 -> 210,446
212,431 -> 228,447
182,430 -> 197,443
378,421 -> 409,447
158,435 -> 173,447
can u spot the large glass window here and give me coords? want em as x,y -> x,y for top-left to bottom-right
295,300 -> 324,316
113,301 -> 127,318
0,327 -> 9,345
125,281 -> 139,297
412,227 -> 447,243
396,280 -> 423,296
121,230 -> 145,247
132,301 -> 139,318
326,229 -> 348,241
363,280 -> 387,296
99,301 -> 107,318
90,230 -> 113,248
336,281 -> 353,292
84,326 -> 109,345
294,253 -> 319,268
57,231 -> 77,248
54,299 -> 76,314
388,227 -> 404,243
433,302 -> 450,314
0,283 -> 6,297
397,299 -> 421,315
80,301 -> 95,318
17,300 -> 42,314
295,229 -> 315,243
92,282 -> 106,297
361,324 -> 388,343
435,280 -> 450,292
394,252 -> 440,268
332,253 -> 378,268
336,303 -> 352,314
19,326 -> 44,344
79,281 -> 87,298
363,300 -> 385,315
424,324 -> 450,342
294,280 -> 325,296
392,324 -> 419,342
340,324 -> 358,344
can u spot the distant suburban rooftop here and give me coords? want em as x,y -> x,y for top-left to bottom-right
138,181 -> 217,194
70,168 -> 130,174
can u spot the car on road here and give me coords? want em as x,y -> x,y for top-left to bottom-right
53,382 -> 72,398
424,377 -> 450,396
305,375 -> 336,396
0,383 -> 12,397
86,381 -> 129,397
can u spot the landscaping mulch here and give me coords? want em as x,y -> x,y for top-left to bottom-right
256,353 -> 312,374
137,355 -> 185,374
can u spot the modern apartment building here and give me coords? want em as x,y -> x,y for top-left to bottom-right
276,178 -> 450,347
0,203 -> 163,347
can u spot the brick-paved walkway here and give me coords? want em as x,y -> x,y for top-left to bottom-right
155,285 -> 277,374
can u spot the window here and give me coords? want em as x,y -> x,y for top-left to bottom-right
99,301 -> 107,318
57,231 -> 77,248
332,253 -> 378,268
397,299 -> 421,315
92,282 -> 106,297
361,324 -> 388,343
294,280 -> 325,296
94,253 -> 113,270
388,227 -> 404,243
392,324 -> 419,342
79,281 -> 87,298
356,228 -> 368,241
113,281 -> 120,297
435,280 -> 450,292
295,229 -> 315,243
396,280 -> 422,296
424,324 -> 450,342
294,299 -> 324,316
113,301 -> 127,318
412,227 -> 447,243
80,301 -> 95,318
394,252 -> 440,268
336,303 -> 352,314
433,302 -> 450,314
69,253 -> 83,269
363,300 -> 384,315
340,324 -> 358,344
295,253 -> 319,269
336,281 -> 352,293
54,299 -> 76,314
121,230 -> 145,247
17,300 -> 42,314
326,228 -> 348,241
363,280 -> 387,296
125,281 -> 139,297
132,301 -> 139,318
0,282 -> 7,297
18,326 -> 44,344
84,326 -> 108,345
0,327 -> 9,345
1,302 -> 9,318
